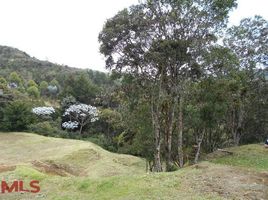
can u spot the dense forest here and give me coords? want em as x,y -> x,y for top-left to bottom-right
0,0 -> 267,173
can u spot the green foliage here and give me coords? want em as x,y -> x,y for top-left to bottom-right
1,101 -> 35,131
87,69 -> 112,86
61,74 -> 99,104
210,144 -> 268,171
100,108 -> 123,132
117,95 -> 154,161
50,79 -> 60,88
99,0 -> 238,171
0,46 -> 82,87
86,134 -> 118,152
61,95 -> 76,110
8,71 -> 23,86
40,80 -> 48,95
27,85 -> 40,98
47,79 -> 60,97
15,166 -> 47,181
28,120 -> 67,137
27,79 -> 38,88
0,76 -> 7,85
0,76 -> 7,90
0,4 -> 266,173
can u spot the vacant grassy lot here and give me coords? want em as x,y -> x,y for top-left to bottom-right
208,144 -> 268,171
0,132 -> 145,178
0,132 -> 267,200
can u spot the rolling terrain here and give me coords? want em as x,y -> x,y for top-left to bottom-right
0,45 -> 81,81
0,132 -> 267,200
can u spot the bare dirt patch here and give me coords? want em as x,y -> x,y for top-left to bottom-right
31,160 -> 82,177
188,163 -> 268,200
0,165 -> 16,173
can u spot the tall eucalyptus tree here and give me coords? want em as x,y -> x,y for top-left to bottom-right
99,0 -> 237,171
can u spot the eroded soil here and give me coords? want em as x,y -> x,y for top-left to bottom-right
188,163 -> 268,200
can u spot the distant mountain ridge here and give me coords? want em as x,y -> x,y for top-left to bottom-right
0,45 -> 84,83
0,45 -> 30,59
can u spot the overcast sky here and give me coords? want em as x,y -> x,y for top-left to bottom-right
0,0 -> 267,72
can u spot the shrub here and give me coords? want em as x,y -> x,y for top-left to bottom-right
86,134 -> 117,152
27,86 -> 40,98
27,118 -> 82,139
2,101 -> 35,131
28,121 -> 67,137
28,121 -> 55,136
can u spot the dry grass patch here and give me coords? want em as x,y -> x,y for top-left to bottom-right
0,132 -> 146,178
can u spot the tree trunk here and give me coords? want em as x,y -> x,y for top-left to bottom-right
177,97 -> 183,168
79,125 -> 83,135
166,128 -> 172,171
151,105 -> 162,172
194,131 -> 204,164
166,98 -> 176,171
154,123 -> 162,172
231,106 -> 244,146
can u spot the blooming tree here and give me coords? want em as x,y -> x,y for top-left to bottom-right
62,104 -> 99,134
32,107 -> 55,119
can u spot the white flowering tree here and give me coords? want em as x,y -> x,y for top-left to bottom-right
62,104 -> 99,135
32,107 -> 55,119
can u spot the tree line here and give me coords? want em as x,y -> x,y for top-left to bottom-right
0,0 -> 267,173
98,0 -> 268,171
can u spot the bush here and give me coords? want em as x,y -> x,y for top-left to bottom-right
27,118 -> 84,139
2,101 -> 35,131
28,121 -> 67,137
86,134 -> 117,152
27,86 -> 40,98
28,121 -> 55,136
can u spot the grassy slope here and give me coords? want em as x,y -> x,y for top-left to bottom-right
208,144 -> 268,171
0,132 -> 145,178
0,132 -> 268,200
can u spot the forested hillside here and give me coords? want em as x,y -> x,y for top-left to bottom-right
0,45 -> 82,83
0,45 -> 115,88
0,0 -> 267,174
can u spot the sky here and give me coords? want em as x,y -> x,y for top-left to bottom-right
0,0 -> 267,72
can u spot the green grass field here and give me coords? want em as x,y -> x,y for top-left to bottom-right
0,132 -> 267,200
208,144 -> 268,171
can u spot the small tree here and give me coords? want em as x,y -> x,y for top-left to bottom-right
2,101 -> 35,131
50,79 -> 60,88
47,79 -> 60,98
47,85 -> 58,98
63,104 -> 99,135
0,76 -> 7,85
27,86 -> 40,99
61,96 -> 77,110
27,80 -> 38,88
40,81 -> 49,96
8,72 -> 23,87
0,76 -> 7,91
